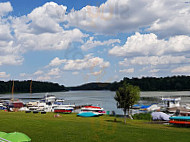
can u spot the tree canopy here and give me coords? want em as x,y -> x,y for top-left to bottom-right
0,80 -> 67,94
114,83 -> 140,123
69,76 -> 190,91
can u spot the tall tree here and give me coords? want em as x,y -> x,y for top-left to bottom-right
114,83 -> 140,124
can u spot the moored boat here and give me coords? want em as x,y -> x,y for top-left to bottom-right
169,116 -> 190,126
54,106 -> 74,113
77,112 -> 100,117
81,106 -> 105,115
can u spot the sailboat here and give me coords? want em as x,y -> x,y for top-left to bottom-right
9,80 -> 24,109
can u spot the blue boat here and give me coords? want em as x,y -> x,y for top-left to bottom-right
169,116 -> 190,125
77,112 -> 100,117
170,116 -> 190,121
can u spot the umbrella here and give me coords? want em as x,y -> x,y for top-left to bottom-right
2,132 -> 31,142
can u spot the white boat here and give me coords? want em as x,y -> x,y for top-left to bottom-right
41,94 -> 56,103
146,104 -> 161,112
41,93 -> 64,104
161,97 -> 181,108
19,107 -> 29,111
80,106 -> 105,116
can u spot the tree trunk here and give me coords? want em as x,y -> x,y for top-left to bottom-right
128,109 -> 133,120
124,110 -> 127,124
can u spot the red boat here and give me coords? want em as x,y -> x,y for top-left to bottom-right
12,101 -> 24,108
54,106 -> 74,113
81,106 -> 105,115
169,120 -> 190,125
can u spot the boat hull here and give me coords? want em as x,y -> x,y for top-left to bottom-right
54,109 -> 72,113
169,120 -> 190,125
77,112 -> 100,117
169,116 -> 190,126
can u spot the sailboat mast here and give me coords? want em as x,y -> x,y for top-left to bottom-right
30,80 -> 32,95
12,80 -> 14,101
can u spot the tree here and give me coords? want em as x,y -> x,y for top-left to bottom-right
114,83 -> 140,124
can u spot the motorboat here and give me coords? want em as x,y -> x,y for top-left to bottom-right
0,102 -> 6,110
80,106 -> 105,116
54,106 -> 74,113
41,94 -> 57,103
19,107 -> 29,111
161,97 -> 181,108
77,112 -> 100,117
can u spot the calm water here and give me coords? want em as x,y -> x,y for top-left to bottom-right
1,91 -> 190,114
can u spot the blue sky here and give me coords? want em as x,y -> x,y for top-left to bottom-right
0,0 -> 190,86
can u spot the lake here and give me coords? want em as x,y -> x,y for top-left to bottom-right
1,91 -> 190,114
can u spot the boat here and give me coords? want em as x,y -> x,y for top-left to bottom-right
146,104 -> 160,112
19,107 -> 29,111
0,102 -> 6,110
77,112 -> 100,117
169,116 -> 190,126
41,94 -> 57,103
161,97 -> 181,108
11,100 -> 24,108
81,106 -> 105,115
54,106 -> 74,113
160,97 -> 190,116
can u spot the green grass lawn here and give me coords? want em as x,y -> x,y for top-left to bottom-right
0,111 -> 190,142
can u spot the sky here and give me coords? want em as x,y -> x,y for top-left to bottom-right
0,0 -> 190,86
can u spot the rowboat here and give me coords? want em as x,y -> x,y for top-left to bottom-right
54,106 -> 74,113
81,106 -> 105,115
77,112 -> 100,117
169,116 -> 190,126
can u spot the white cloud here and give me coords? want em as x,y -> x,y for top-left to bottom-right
172,66 -> 190,73
109,32 -> 190,57
33,70 -> 44,76
90,70 -> 103,76
0,24 -> 12,41
72,72 -> 79,75
36,75 -> 51,81
0,55 -> 23,66
20,73 -> 27,77
63,54 -> 110,70
48,54 -> 110,71
149,69 -> 160,73
11,2 -> 87,52
0,2 -> 13,16
47,68 -> 61,76
119,55 -> 189,66
148,1 -> 190,37
66,0 -> 190,36
48,57 -> 66,67
81,37 -> 120,50
27,2 -> 67,34
0,2 -> 88,67
0,72 -> 10,78
119,68 -> 134,73
0,2 -> 23,66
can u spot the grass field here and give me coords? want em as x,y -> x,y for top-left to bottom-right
0,111 -> 190,142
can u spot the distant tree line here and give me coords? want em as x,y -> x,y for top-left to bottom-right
69,76 -> 190,91
0,80 -> 67,94
1,76 -> 190,94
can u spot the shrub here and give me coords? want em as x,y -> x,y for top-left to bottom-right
133,113 -> 152,120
